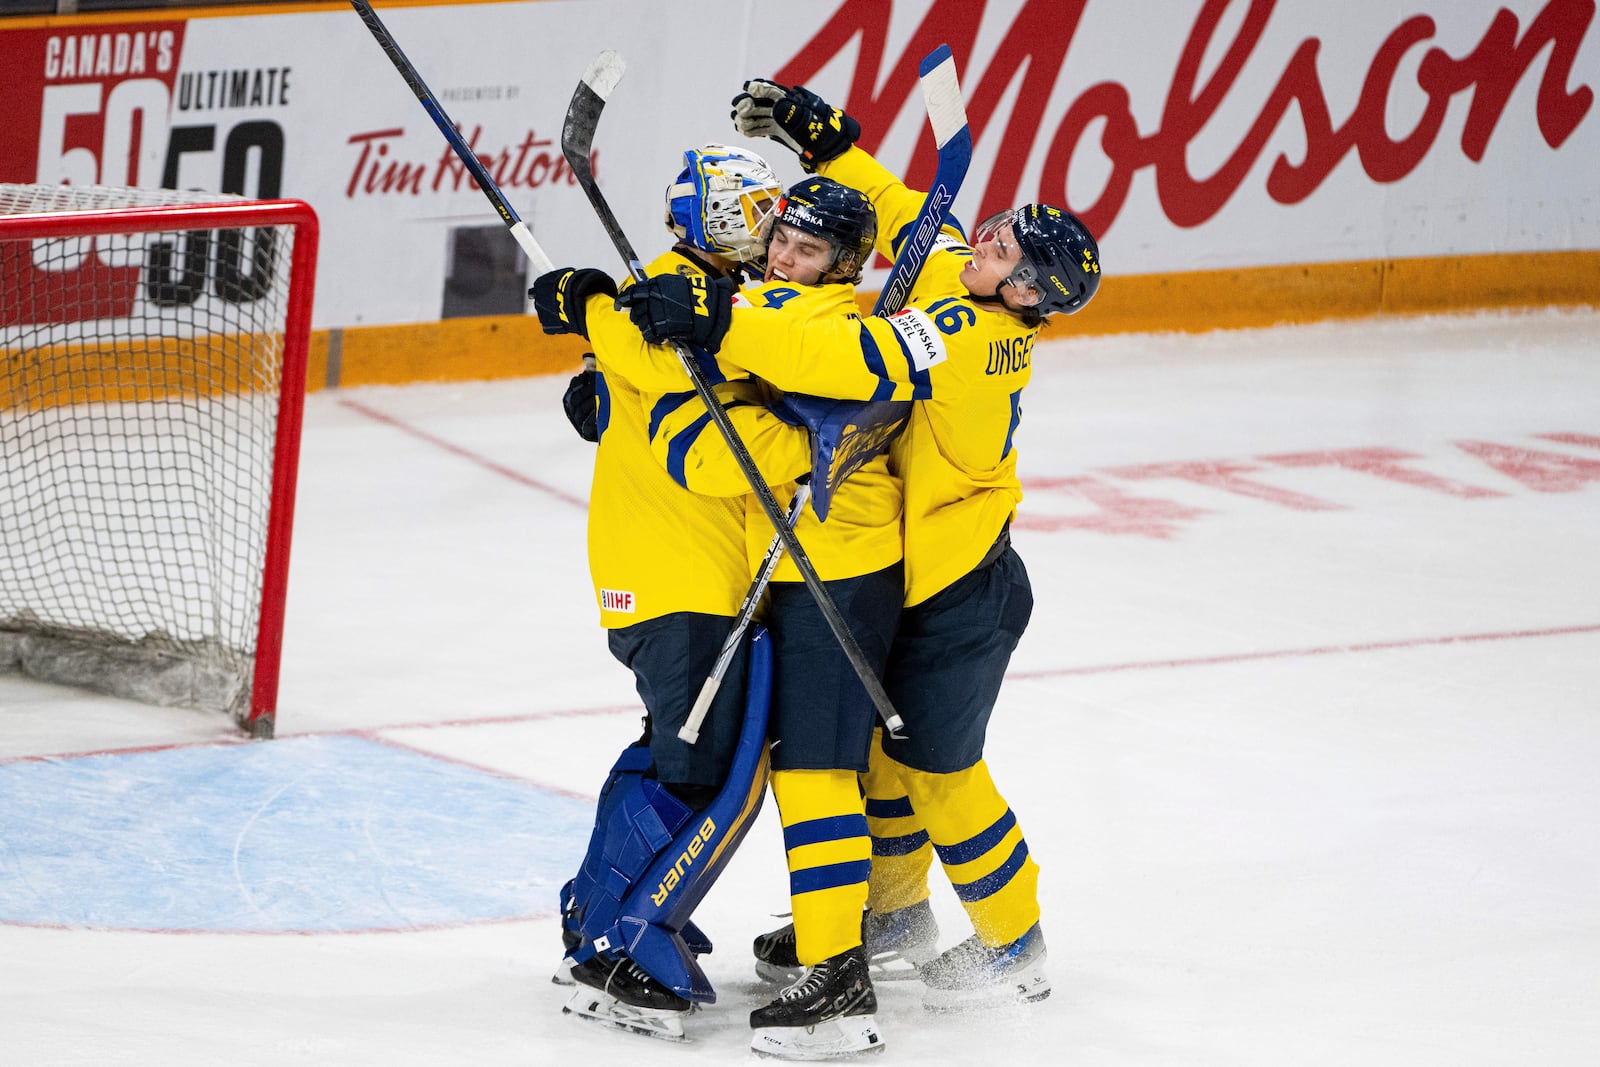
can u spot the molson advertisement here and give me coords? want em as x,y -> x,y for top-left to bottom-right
2,0 -> 1595,350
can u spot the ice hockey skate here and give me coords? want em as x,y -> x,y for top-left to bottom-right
560,953 -> 692,1041
753,900 -> 939,984
919,921 -> 1050,1012
749,944 -> 883,1059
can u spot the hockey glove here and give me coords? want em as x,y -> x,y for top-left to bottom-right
615,273 -> 736,355
561,356 -> 599,443
731,79 -> 860,171
530,267 -> 617,339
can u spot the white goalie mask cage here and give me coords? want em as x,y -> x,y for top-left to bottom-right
665,144 -> 782,264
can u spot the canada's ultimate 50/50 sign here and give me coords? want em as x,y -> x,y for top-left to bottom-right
1,0 -> 1594,331
2,21 -> 295,328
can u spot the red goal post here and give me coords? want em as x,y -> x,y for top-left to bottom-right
1,185 -> 319,739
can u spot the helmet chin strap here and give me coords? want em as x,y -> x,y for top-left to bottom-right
974,280 -> 1023,310
972,284 -> 1035,318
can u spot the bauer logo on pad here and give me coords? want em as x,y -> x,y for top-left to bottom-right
600,588 -> 636,613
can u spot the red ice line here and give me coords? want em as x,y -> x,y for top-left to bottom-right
336,397 -> 590,510
1018,434 -> 1600,538
15,421 -> 1580,763
1007,622 -> 1600,680
11,620 -> 1596,932
337,396 -> 1599,543
9,626 -> 1595,768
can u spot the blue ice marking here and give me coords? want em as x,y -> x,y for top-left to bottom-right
0,735 -> 590,932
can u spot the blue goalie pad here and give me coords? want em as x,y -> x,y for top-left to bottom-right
680,919 -> 714,957
561,881 -> 712,960
567,626 -> 774,1004
770,394 -> 911,521
561,740 -> 654,948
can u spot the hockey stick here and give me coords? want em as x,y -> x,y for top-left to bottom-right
676,485 -> 809,742
680,45 -> 972,743
349,0 -> 554,276
561,50 -> 905,739
872,45 -> 972,317
797,41 -> 974,522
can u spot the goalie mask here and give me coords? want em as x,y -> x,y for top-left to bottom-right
973,204 -> 1101,316
665,144 -> 782,264
767,176 -> 877,284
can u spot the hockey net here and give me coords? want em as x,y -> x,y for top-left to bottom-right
0,185 -> 319,738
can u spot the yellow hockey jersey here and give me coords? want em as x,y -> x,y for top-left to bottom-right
601,276 -> 902,585
576,249 -> 751,628
699,147 -> 1037,606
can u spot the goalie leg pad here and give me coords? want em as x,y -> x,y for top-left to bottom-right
570,770 -> 697,958
571,627 -> 776,1004
562,739 -> 657,954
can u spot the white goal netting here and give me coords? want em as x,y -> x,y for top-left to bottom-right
1,184 -> 313,733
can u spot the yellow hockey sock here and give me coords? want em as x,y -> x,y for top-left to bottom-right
770,767 -> 872,965
894,756 -> 1041,947
860,736 -> 933,914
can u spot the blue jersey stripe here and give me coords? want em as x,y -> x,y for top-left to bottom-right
595,371 -> 612,439
858,321 -> 898,402
664,411 -> 713,489
690,346 -> 728,384
647,390 -> 697,442
879,317 -> 934,401
1002,388 -> 1022,460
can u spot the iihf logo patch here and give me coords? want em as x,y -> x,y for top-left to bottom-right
600,589 -> 636,613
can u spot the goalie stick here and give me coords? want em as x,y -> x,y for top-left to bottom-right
560,50 -> 906,739
680,45 -> 972,743
349,0 -> 554,276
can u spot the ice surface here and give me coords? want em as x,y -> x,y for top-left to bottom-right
2,309 -> 1597,1064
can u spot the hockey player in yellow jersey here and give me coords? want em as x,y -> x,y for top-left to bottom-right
732,77 -> 1101,1012
614,176 -> 904,1060
628,79 -> 1103,1018
528,144 -> 792,1041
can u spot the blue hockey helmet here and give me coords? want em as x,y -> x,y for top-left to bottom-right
768,175 -> 877,284
664,144 -> 783,264
974,204 -> 1101,315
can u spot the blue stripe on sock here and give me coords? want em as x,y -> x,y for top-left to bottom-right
790,858 -> 871,897
951,840 -> 1030,903
782,813 -> 868,852
933,809 -> 1017,867
872,830 -> 929,857
864,796 -> 914,820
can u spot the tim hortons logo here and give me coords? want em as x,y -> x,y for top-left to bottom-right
343,124 -> 591,198
776,0 -> 1594,238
